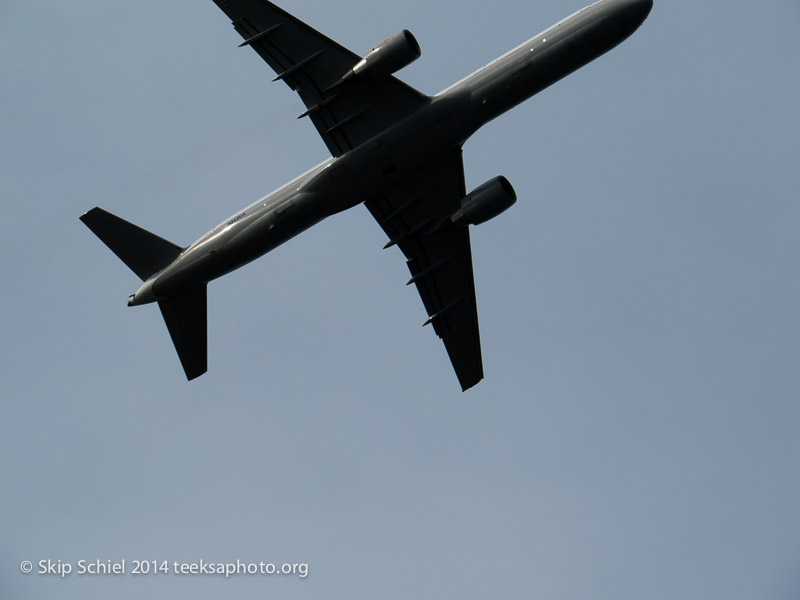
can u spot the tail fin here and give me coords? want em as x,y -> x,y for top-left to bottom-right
158,286 -> 208,380
81,207 -> 207,380
80,207 -> 183,280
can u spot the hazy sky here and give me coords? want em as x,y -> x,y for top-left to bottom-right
3,0 -> 800,598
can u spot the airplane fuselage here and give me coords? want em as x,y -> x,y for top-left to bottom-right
128,0 -> 651,306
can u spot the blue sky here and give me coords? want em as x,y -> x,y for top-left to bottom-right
3,0 -> 799,598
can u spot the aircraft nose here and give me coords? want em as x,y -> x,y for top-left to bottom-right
605,0 -> 653,34
637,0 -> 654,18
618,0 -> 653,23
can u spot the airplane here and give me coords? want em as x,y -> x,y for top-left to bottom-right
80,0 -> 652,390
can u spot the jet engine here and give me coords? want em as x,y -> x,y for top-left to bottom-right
344,30 -> 421,79
450,176 -> 517,226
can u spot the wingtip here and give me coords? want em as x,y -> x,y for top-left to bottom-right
460,377 -> 483,392
79,206 -> 101,222
185,367 -> 208,382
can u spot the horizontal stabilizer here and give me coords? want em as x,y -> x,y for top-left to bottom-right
158,285 -> 207,381
80,207 -> 183,281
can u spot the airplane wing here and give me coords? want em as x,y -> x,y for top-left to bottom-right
365,151 -> 483,391
211,0 -> 429,156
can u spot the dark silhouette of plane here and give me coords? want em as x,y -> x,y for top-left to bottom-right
81,0 -> 652,389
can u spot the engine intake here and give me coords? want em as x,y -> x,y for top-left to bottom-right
344,30 -> 421,79
450,176 -> 517,226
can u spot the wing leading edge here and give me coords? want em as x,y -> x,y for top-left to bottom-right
365,152 -> 483,391
212,0 -> 429,156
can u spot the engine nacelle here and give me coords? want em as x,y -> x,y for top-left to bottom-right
344,30 -> 421,79
450,176 -> 517,226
